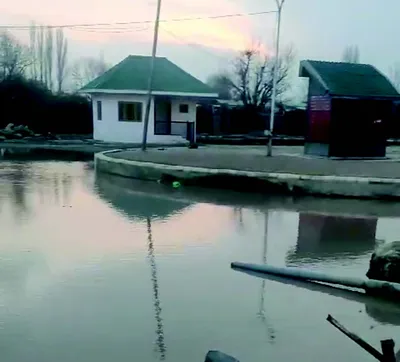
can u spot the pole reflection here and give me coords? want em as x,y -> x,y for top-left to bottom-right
257,211 -> 276,343
146,217 -> 167,361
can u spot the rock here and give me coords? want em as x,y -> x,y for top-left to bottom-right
14,125 -> 33,137
0,124 -> 44,140
205,351 -> 240,362
367,241 -> 400,283
45,132 -> 58,140
0,130 -> 15,139
5,123 -> 14,131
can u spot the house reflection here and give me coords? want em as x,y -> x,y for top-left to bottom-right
95,174 -> 192,222
95,174 -> 197,361
286,213 -> 378,265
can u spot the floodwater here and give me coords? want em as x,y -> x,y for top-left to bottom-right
0,159 -> 399,362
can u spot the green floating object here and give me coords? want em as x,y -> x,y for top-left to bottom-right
172,181 -> 181,188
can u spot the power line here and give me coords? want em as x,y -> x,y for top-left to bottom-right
0,10 -> 276,30
71,26 -> 150,33
160,25 -> 230,62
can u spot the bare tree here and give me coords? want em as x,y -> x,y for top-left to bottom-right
206,73 -> 233,100
55,29 -> 68,93
71,55 -> 110,89
342,45 -> 360,63
37,26 -> 45,83
389,62 -> 400,93
29,22 -> 38,80
0,31 -> 31,80
219,45 -> 294,109
45,27 -> 53,90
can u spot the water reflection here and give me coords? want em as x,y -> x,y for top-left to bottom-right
1,161 -> 400,362
146,217 -> 167,360
235,268 -> 400,327
9,163 -> 30,219
257,211 -> 276,343
95,175 -> 192,221
287,213 -> 379,265
232,208 -> 245,232
0,161 -> 76,222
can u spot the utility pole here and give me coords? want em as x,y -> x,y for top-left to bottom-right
141,0 -> 162,151
267,0 -> 285,157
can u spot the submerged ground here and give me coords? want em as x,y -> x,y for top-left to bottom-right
0,158 -> 399,362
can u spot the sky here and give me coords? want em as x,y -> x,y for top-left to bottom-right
1,0 -> 400,95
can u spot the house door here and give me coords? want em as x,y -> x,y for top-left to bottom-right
154,100 -> 171,135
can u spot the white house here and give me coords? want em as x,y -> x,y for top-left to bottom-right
81,55 -> 219,144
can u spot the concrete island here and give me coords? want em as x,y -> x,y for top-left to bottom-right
94,145 -> 400,199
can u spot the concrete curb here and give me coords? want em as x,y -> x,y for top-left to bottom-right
95,150 -> 400,199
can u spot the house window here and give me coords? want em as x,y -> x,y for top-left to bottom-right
97,101 -> 102,121
179,104 -> 189,113
118,102 -> 143,122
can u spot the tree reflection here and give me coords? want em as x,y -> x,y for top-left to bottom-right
146,217 -> 167,361
232,207 -> 245,232
6,163 -> 74,221
9,163 -> 30,220
61,173 -> 72,206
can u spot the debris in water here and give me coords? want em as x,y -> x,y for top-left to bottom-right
172,181 -> 181,189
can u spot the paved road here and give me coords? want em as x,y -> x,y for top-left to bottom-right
108,145 -> 400,179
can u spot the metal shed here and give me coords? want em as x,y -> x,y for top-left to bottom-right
300,60 -> 400,158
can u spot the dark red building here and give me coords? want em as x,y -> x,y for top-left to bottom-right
300,60 -> 400,157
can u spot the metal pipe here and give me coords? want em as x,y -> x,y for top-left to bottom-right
231,262 -> 400,297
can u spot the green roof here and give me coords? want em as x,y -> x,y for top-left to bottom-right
81,55 -> 217,96
300,60 -> 400,98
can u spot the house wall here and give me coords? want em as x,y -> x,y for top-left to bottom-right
170,99 -> 197,141
91,94 -> 187,144
304,78 -> 331,157
171,100 -> 197,122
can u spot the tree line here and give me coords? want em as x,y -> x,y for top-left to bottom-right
0,26 -> 111,134
1,25 -> 109,91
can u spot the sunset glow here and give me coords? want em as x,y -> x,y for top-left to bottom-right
1,0 -> 260,52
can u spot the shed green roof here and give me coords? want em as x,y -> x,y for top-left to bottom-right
81,55 -> 217,96
300,60 -> 400,98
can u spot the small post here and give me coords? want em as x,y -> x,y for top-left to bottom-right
141,0 -> 162,151
326,314 -> 384,361
381,339 -> 396,362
